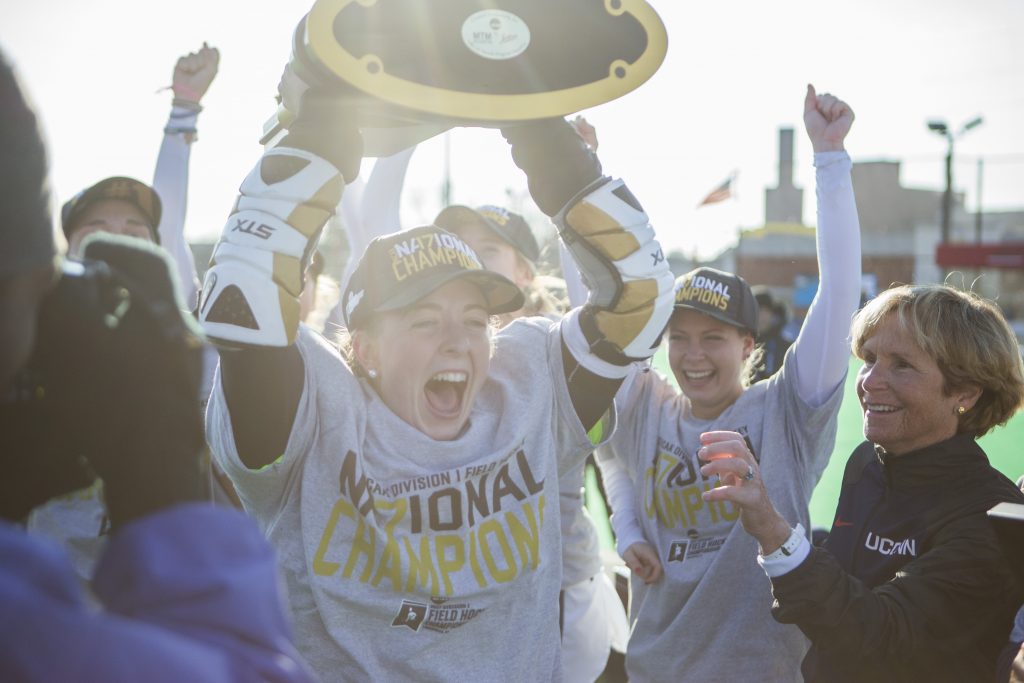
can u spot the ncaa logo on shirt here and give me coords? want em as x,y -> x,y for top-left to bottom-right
392,600 -> 428,631
668,541 -> 688,563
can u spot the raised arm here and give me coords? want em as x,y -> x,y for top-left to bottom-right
790,85 -> 862,406
502,119 -> 675,431
153,43 -> 219,310
198,69 -> 362,468
328,145 -> 416,329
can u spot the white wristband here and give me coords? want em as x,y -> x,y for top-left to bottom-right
757,523 -> 810,578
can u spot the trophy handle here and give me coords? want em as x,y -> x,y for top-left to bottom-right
263,12 -> 454,155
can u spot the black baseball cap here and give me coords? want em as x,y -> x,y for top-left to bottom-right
434,205 -> 540,264
61,177 -> 162,243
674,267 -> 759,332
342,225 -> 525,329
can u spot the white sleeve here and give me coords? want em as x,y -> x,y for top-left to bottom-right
558,242 -> 588,309
595,447 -> 646,556
153,104 -> 201,309
339,146 -> 415,287
791,151 -> 862,406
758,536 -> 812,577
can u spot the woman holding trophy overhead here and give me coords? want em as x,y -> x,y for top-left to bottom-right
198,5 -> 673,679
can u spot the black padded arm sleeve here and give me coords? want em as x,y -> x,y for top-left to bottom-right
218,345 -> 304,470
561,337 -> 622,433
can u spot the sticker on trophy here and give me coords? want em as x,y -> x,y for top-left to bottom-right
269,0 -> 670,151
461,10 -> 531,61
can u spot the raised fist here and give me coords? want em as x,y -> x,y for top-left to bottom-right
172,42 -> 220,104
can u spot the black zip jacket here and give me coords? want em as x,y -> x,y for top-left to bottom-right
769,433 -> 1024,682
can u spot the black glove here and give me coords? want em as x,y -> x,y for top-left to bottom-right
6,236 -> 205,528
281,90 -> 364,184
501,118 -> 603,216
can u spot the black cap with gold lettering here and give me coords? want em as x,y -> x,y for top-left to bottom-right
342,225 -> 525,329
673,267 -> 758,332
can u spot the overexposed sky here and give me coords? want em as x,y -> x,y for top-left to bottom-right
3,0 -> 1023,258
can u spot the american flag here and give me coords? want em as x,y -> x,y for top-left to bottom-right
697,173 -> 736,207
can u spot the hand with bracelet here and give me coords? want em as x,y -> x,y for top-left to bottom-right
171,42 -> 219,107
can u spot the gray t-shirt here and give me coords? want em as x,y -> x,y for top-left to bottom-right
599,349 -> 843,683
558,460 -> 603,587
208,318 -> 595,682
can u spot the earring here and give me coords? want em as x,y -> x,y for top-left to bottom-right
367,368 -> 378,379
957,405 -> 966,415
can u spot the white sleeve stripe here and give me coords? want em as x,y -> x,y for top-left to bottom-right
560,309 -> 632,379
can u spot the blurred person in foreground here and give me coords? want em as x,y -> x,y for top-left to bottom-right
0,49 -> 314,682
701,284 -> 1024,682
26,44 -> 235,584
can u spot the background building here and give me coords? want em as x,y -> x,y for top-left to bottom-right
717,127 -> 1024,332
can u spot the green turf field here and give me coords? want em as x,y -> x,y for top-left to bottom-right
586,349 -> 1024,551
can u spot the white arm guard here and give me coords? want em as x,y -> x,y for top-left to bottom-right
198,147 -> 344,347
557,178 -> 674,379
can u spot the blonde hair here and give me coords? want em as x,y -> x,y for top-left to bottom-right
335,325 -> 370,378
521,280 -> 565,318
743,343 -> 766,387
851,284 -> 1024,436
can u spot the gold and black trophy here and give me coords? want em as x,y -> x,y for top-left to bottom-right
264,0 -> 667,155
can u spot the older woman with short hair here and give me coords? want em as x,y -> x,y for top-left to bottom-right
701,284 -> 1024,683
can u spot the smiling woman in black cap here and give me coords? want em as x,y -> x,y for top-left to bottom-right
594,85 -> 864,682
197,61 -> 675,681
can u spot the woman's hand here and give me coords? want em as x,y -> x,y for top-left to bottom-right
803,84 -> 854,154
623,542 -> 663,585
570,115 -> 598,152
172,43 -> 220,105
699,430 -> 792,554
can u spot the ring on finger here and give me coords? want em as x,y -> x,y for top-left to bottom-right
743,465 -> 755,481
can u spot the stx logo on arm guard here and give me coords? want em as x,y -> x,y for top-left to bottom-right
231,217 -> 276,240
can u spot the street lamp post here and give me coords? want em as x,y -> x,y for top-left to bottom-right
927,117 -> 984,249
